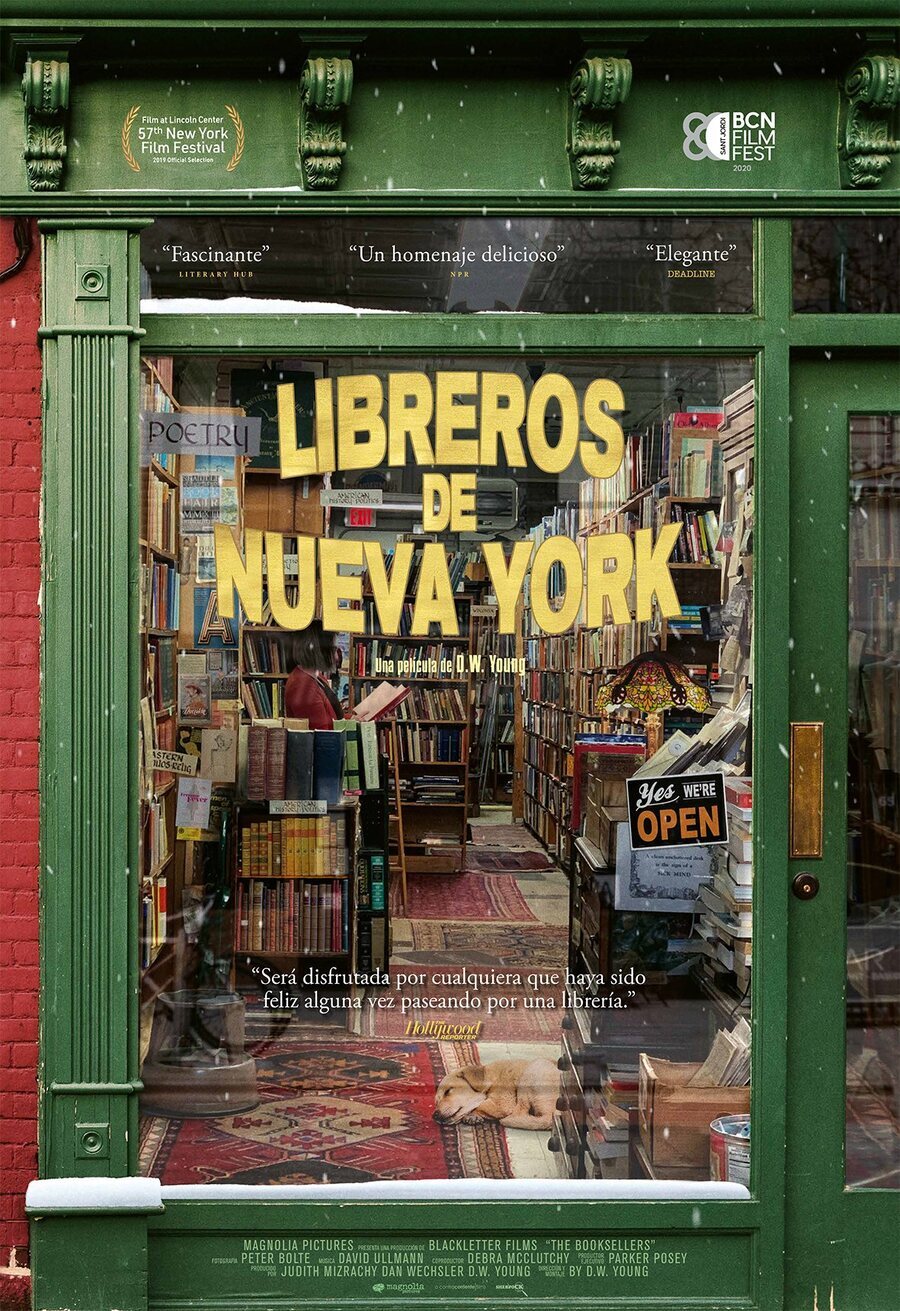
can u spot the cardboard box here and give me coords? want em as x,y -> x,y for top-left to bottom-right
244,473 -> 325,535
601,778 -> 629,810
584,776 -> 604,848
598,805 -> 627,865
639,1053 -> 751,1168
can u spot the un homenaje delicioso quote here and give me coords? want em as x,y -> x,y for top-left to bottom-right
213,370 -> 686,636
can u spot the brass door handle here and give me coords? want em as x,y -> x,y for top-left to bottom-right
789,722 -> 824,860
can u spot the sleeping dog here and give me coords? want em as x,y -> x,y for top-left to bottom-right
432,1057 -> 557,1131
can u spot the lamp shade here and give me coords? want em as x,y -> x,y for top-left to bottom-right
595,652 -> 711,716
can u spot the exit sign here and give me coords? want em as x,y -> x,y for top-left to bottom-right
347,507 -> 375,527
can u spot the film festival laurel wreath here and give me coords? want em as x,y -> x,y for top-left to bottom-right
122,104 -> 245,173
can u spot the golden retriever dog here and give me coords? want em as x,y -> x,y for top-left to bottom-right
433,1057 -> 557,1131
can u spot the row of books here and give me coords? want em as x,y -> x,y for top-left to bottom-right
243,632 -> 290,674
140,877 -> 167,969
351,639 -> 465,678
524,668 -> 573,709
353,680 -> 468,721
148,635 -> 175,713
524,734 -> 569,780
524,633 -> 576,672
242,677 -> 285,720
523,699 -> 573,745
667,505 -> 723,566
522,790 -> 568,860
246,720 -> 379,802
142,558 -> 181,632
579,427 -> 672,530
145,476 -> 178,555
240,814 -> 351,879
667,604 -> 705,635
392,723 -> 465,763
145,797 -> 170,872
524,505 -> 578,613
235,878 -> 349,954
577,618 -> 653,672
524,764 -> 571,825
356,850 -> 386,911
367,545 -> 476,599
357,597 -> 470,638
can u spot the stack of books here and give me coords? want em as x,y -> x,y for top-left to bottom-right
585,1063 -> 640,1180
693,777 -> 752,1000
398,775 -> 465,804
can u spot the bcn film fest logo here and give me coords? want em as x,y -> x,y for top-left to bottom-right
682,111 -> 776,162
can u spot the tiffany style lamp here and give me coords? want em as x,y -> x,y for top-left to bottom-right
594,652 -> 711,756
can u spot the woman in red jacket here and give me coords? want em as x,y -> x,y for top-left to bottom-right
284,621 -> 345,729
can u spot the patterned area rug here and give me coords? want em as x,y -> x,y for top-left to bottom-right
390,871 -> 538,922
409,921 -> 567,968
465,848 -> 553,873
358,965 -> 565,1043
139,1038 -> 512,1185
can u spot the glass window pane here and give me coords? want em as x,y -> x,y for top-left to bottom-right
137,351 -> 756,1194
141,217 -> 753,313
793,219 -> 900,314
847,414 -> 900,1189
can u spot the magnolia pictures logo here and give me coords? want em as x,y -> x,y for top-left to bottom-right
682,111 -> 776,166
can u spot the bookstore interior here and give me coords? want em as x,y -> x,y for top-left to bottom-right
133,231 -> 895,1191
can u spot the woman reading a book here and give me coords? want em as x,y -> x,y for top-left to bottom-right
284,621 -> 345,728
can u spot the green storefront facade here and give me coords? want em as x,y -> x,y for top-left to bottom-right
1,3 -> 899,1309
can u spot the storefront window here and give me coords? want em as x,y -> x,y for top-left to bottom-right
846,413 -> 899,1190
793,219 -> 900,314
136,349 -> 756,1191
140,217 -> 753,314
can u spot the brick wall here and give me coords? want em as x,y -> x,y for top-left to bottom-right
0,217 -> 41,1286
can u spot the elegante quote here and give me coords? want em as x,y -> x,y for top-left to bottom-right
212,372 -> 685,636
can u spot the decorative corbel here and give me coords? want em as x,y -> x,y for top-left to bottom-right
567,56 -> 632,189
300,55 -> 354,189
20,45 -> 76,192
839,53 -> 900,189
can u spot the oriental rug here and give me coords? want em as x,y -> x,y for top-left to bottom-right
358,964 -> 565,1043
390,871 -> 538,923
408,921 -> 567,969
139,1038 -> 512,1185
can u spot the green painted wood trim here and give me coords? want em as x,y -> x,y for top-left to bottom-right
149,1198 -> 761,1231
4,2 -> 899,23
6,194 -> 900,217
140,311 -> 900,356
142,314 -> 770,354
751,216 -> 792,1311
39,221 -> 144,1180
785,353 -> 900,1311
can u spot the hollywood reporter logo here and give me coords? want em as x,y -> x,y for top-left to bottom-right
683,111 -> 776,162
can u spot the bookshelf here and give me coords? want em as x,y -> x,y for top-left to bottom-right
349,552 -> 476,875
139,357 -> 181,971
234,801 -> 358,961
521,504 -> 578,865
